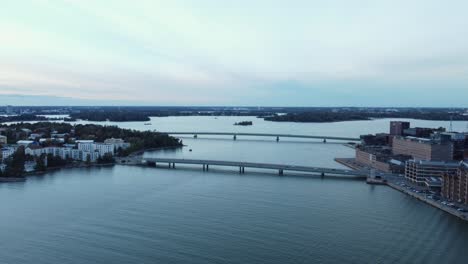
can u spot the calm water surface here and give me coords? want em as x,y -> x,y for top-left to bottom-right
1,117 -> 467,264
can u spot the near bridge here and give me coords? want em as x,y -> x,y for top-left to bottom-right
139,157 -> 368,178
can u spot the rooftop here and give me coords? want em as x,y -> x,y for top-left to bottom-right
409,159 -> 460,167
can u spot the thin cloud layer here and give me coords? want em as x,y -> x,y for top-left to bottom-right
1,0 -> 467,106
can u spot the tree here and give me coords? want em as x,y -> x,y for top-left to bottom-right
46,154 -> 67,167
35,155 -> 47,171
97,153 -> 115,164
85,154 -> 91,165
4,146 -> 26,177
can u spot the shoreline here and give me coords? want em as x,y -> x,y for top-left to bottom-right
0,146 -> 182,183
387,182 -> 468,222
335,157 -> 468,222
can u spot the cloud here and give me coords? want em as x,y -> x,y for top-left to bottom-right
1,0 -> 468,106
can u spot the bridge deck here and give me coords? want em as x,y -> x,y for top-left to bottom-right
159,132 -> 360,141
142,158 -> 367,177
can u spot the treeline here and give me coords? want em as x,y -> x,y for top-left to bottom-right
0,114 -> 49,123
0,122 -> 182,177
68,109 -> 277,122
72,124 -> 183,155
0,147 -> 27,178
1,122 -> 182,149
264,110 -> 468,123
69,111 -> 151,122
265,112 -> 370,122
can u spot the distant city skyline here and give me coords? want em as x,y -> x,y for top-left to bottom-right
1,0 -> 468,106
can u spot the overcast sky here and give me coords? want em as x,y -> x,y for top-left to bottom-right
1,0 -> 467,106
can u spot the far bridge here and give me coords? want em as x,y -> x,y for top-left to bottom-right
159,132 -> 360,142
139,157 -> 368,178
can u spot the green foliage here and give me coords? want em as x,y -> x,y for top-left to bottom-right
85,154 -> 91,165
70,111 -> 150,122
4,146 -> 26,177
71,124 -> 182,156
264,110 -> 468,123
97,153 -> 115,164
0,114 -> 48,123
35,155 -> 47,171
46,154 -> 68,167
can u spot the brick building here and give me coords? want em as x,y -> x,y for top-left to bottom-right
442,162 -> 468,205
392,136 -> 453,161
355,147 -> 407,173
405,160 -> 459,188
390,121 -> 410,136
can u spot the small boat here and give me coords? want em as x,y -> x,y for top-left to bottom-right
144,122 -> 152,125
189,149 -> 193,152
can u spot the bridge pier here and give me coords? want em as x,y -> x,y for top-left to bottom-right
323,139 -> 327,143
233,135 -> 237,140
203,164 -> 206,171
206,164 -> 209,171
194,134 -> 198,138
276,136 -> 279,142
239,166 -> 245,174
321,172 -> 325,177
279,169 -> 283,175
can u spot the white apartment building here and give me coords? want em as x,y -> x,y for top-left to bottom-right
104,138 -> 130,150
1,147 -> 16,161
95,143 -> 114,156
17,140 -> 34,147
82,151 -> 100,162
77,141 -> 96,152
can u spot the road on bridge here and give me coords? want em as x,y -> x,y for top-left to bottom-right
158,131 -> 360,142
139,157 -> 368,177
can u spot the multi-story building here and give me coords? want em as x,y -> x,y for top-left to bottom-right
390,121 -> 410,136
355,146 -> 408,173
59,148 -> 72,160
71,149 -> 82,161
392,136 -> 453,161
94,143 -> 114,156
16,140 -> 34,147
403,127 -> 443,138
442,162 -> 468,205
82,151 -> 100,162
104,138 -> 131,150
1,147 -> 17,161
77,140 -> 95,152
405,160 -> 459,188
25,146 -> 43,157
0,163 -> 6,172
0,135 -> 7,145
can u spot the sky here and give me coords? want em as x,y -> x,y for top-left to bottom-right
1,0 -> 468,106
